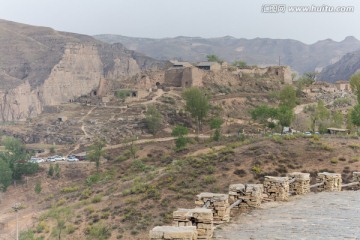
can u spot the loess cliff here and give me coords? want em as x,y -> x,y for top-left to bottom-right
0,19 -> 168,121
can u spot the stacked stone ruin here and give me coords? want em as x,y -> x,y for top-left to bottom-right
316,172 -> 342,192
228,184 -> 263,209
195,193 -> 230,224
149,171 -> 360,240
263,176 -> 289,201
149,226 -> 198,240
288,172 -> 310,195
173,208 -> 213,239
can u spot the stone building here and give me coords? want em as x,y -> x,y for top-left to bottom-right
196,62 -> 221,71
335,80 -> 351,92
164,64 -> 203,88
234,66 -> 293,84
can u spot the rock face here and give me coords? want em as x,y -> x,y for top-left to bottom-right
0,19 -> 168,121
318,50 -> 360,82
94,35 -> 360,75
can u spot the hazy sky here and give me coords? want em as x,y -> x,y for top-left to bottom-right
0,0 -> 359,44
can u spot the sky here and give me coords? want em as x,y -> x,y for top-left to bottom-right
0,0 -> 359,44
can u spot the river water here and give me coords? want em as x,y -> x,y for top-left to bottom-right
214,191 -> 360,240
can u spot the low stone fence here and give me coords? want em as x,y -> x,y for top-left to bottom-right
149,171 -> 360,240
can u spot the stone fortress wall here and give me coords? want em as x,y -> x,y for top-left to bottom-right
149,171 -> 359,240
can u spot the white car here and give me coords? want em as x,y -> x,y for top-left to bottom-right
47,156 -> 56,162
67,156 -> 79,162
54,155 -> 65,161
29,157 -> 45,163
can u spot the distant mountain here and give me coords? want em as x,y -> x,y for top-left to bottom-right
0,19 -> 167,121
318,50 -> 360,82
94,35 -> 360,75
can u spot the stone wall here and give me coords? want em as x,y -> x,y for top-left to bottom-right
228,184 -> 263,209
150,171 -> 360,240
263,176 -> 289,201
317,172 -> 342,192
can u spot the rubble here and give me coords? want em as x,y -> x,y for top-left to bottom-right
149,226 -> 198,240
195,193 -> 230,223
228,184 -> 263,209
173,208 -> 213,240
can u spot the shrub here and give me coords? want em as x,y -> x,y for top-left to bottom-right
92,195 -> 103,203
35,181 -> 42,194
203,175 -> 216,184
251,165 -> 262,174
85,222 -> 111,239
61,186 -> 80,194
330,158 -> 338,164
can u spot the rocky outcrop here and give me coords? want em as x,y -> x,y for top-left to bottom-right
0,19 -> 168,121
318,50 -> 360,82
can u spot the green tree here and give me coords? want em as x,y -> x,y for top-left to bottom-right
350,72 -> 360,103
250,105 -> 278,124
183,87 -> 210,134
206,54 -> 223,63
210,117 -> 223,141
347,109 -> 354,131
309,100 -> 330,132
34,181 -> 42,194
172,125 -> 189,150
124,137 -> 138,159
232,60 -> 247,68
331,110 -> 344,128
279,85 -> 297,109
351,104 -> 360,127
0,137 -> 38,182
88,139 -> 106,172
276,106 -> 294,132
145,105 -> 162,135
0,160 -> 12,191
48,164 -> 54,177
54,163 -> 61,178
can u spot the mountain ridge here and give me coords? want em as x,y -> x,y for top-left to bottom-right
94,34 -> 360,75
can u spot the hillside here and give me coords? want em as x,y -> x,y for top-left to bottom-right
94,35 -> 360,75
0,19 -> 168,122
1,135 -> 360,240
318,50 -> 360,82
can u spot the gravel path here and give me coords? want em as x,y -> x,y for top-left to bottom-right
214,191 -> 360,240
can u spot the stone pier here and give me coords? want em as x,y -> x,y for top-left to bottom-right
228,184 -> 263,209
263,176 -> 289,201
149,226 -> 198,240
173,208 -> 213,240
288,172 -> 310,195
316,172 -> 342,192
195,193 -> 230,223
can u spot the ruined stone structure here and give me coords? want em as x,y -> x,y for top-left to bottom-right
263,176 -> 290,201
150,171 -> 360,240
234,66 -> 293,84
228,184 -> 263,209
288,172 -> 310,195
195,193 -> 230,223
317,172 -> 342,192
195,62 -> 221,71
164,67 -> 203,88
173,208 -> 213,239
149,226 -> 198,240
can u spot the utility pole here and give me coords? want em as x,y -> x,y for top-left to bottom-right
12,203 -> 21,240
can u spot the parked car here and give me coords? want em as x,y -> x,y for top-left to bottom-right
54,155 -> 65,161
304,132 -> 312,136
67,156 -> 79,162
47,156 -> 56,162
29,157 -> 45,163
